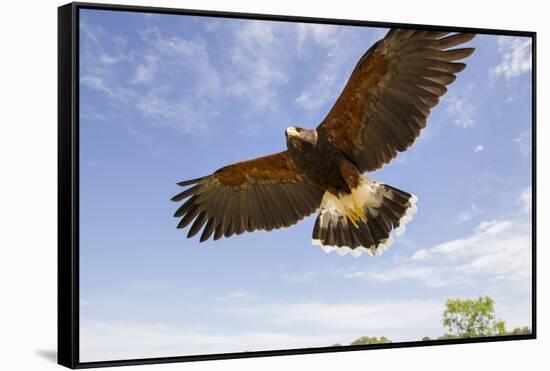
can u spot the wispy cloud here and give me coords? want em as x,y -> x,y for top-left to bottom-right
215,289 -> 255,302
80,104 -> 108,121
518,186 -> 532,214
444,83 -> 477,128
294,26 -> 383,118
456,204 -> 483,224
294,25 -> 350,114
468,171 -> 507,196
490,36 -> 532,81
130,53 -> 159,84
514,129 -> 532,157
474,144 -> 485,153
280,271 -> 317,283
80,20 -> 219,135
342,211 -> 532,292
220,300 -> 441,333
138,26 -> 222,97
80,320 -> 327,362
296,23 -> 340,52
81,297 -> 444,362
128,26 -> 222,134
225,21 -> 290,114
81,75 -> 135,103
80,17 -> 308,136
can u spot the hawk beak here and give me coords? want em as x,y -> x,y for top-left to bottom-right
286,127 -> 300,138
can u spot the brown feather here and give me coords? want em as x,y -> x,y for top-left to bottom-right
177,203 -> 199,229
171,184 -> 200,202
188,211 -> 207,238
174,194 -> 199,218
200,218 -> 216,242
433,33 -> 476,49
173,150 -> 324,241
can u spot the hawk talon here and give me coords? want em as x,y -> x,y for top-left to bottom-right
351,189 -> 366,223
345,204 -> 363,228
345,208 -> 360,228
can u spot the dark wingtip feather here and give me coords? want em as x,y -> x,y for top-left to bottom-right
177,204 -> 199,229
187,211 -> 207,238
453,32 -> 476,43
176,176 -> 206,187
442,47 -> 476,61
173,195 -> 198,217
434,32 -> 476,49
200,219 -> 216,242
452,62 -> 467,73
171,184 -> 200,202
213,222 -> 225,240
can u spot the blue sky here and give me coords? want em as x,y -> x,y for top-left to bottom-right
78,9 -> 533,362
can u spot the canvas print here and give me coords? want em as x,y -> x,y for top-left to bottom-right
78,7 -> 533,363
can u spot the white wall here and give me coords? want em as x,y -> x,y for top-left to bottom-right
0,0 -> 546,369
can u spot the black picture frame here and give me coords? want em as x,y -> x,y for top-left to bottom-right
58,2 -> 537,368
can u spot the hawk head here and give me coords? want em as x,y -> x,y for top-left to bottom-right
285,126 -> 318,147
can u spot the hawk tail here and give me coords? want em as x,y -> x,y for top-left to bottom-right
311,176 -> 417,257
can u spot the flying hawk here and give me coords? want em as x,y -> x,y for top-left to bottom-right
172,29 -> 475,257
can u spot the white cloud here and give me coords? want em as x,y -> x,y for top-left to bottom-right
81,75 -> 135,102
99,53 -> 124,65
225,21 -> 290,113
456,204 -> 482,223
140,26 -> 222,97
490,36 -> 532,80
80,320 -> 327,362
343,217 -> 532,291
294,26 -> 383,117
215,289 -> 255,302
514,129 -> 532,157
81,18 -> 307,135
294,61 -> 345,114
468,171 -> 507,196
518,186 -> 532,214
280,271 -> 317,283
296,23 -> 340,51
474,144 -> 484,153
80,21 -> 100,44
220,300 -> 441,333
81,298 -> 444,362
294,24 -> 350,114
410,249 -> 430,261
80,104 -> 108,121
80,21 -> 222,135
78,18 -> 388,137
130,53 -> 159,84
444,84 -> 477,128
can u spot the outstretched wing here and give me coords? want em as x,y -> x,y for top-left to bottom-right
318,29 -> 476,172
172,151 -> 325,242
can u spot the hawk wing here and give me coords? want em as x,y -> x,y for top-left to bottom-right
172,151 -> 325,242
318,29 -> 476,172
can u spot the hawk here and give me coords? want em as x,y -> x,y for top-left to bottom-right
172,29 -> 476,257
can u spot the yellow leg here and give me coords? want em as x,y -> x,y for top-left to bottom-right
351,189 -> 366,222
345,207 -> 360,228
344,190 -> 364,229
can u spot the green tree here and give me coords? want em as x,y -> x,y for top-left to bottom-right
421,336 -> 431,341
442,296 -> 507,338
507,326 -> 532,335
351,336 -> 391,345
